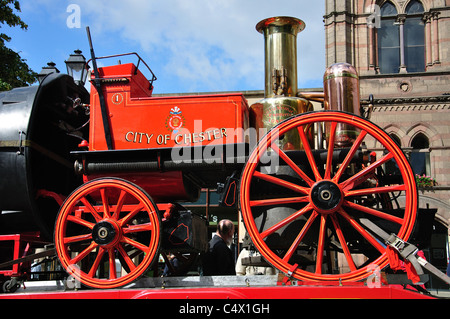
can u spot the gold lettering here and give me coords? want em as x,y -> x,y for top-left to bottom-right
125,131 -> 134,142
138,132 -> 145,143
184,133 -> 192,145
221,128 -> 227,138
192,133 -> 199,143
156,134 -> 164,145
125,129 -> 229,145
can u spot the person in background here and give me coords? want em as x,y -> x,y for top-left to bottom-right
202,219 -> 236,276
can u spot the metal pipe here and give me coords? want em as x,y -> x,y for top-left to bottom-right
323,62 -> 362,147
250,17 -> 313,151
256,16 -> 305,98
81,157 -> 247,174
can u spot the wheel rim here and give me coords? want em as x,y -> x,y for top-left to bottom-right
54,178 -> 161,289
240,111 -> 417,282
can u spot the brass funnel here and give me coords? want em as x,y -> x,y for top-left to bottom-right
251,16 -> 312,150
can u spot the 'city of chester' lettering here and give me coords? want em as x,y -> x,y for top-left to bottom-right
125,128 -> 228,146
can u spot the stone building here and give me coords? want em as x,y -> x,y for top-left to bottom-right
324,0 -> 450,281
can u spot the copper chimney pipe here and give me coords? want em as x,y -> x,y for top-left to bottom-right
323,62 -> 361,115
323,63 -> 361,147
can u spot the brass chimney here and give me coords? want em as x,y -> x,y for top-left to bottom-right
257,16 -> 304,97
250,16 -> 313,150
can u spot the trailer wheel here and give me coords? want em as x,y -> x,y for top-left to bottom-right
2,279 -> 20,293
240,111 -> 418,282
54,178 -> 161,289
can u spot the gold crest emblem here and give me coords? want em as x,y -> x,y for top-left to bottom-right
165,106 -> 185,133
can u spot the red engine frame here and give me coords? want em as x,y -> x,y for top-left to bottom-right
0,233 -> 49,278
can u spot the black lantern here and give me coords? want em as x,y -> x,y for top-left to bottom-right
37,62 -> 60,83
65,49 -> 88,86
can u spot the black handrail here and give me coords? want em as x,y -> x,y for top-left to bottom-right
86,52 -> 157,91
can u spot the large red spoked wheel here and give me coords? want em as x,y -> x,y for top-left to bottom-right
55,178 -> 161,289
240,111 -> 418,282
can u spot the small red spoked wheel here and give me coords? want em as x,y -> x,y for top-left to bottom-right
54,178 -> 161,289
240,111 -> 418,282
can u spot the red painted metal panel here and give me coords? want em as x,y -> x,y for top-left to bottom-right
89,64 -> 249,151
0,285 -> 434,299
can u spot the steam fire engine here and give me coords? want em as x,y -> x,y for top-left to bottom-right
0,16 -> 448,298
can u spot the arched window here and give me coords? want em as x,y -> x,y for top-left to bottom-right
389,133 -> 401,147
404,1 -> 425,72
378,2 -> 399,74
377,0 -> 426,74
409,132 -> 430,176
411,132 -> 429,149
385,133 -> 402,174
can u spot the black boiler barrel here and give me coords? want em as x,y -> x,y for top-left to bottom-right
0,74 -> 89,239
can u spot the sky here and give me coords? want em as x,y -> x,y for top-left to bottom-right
4,0 -> 326,94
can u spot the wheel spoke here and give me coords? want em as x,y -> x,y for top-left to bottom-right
123,222 -> 154,234
80,197 -> 102,222
315,214 -> 327,274
270,143 -> 315,186
121,236 -> 149,252
298,125 -> 322,182
261,203 -> 313,239
63,233 -> 93,244
338,208 -> 385,254
67,215 -> 95,229
330,214 -> 357,271
250,196 -> 309,207
113,190 -> 127,220
324,122 -> 337,179
283,211 -> 318,262
100,188 -> 111,218
333,130 -> 367,183
88,247 -> 106,278
340,152 -> 394,191
344,184 -> 406,197
343,200 -> 404,224
253,171 -> 309,195
70,241 -> 98,265
116,244 -> 136,273
108,249 -> 117,279
118,203 -> 145,226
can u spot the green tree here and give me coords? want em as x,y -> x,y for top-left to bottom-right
0,0 -> 37,91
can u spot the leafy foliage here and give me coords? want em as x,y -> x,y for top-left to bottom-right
0,0 -> 37,91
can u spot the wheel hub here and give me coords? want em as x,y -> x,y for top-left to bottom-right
92,221 -> 119,246
310,180 -> 342,213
